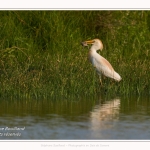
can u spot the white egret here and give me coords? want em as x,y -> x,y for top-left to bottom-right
81,39 -> 121,84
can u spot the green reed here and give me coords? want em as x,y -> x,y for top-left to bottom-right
0,11 -> 150,99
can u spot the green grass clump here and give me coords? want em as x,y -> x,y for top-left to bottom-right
0,11 -> 150,99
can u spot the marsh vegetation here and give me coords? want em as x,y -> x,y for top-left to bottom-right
0,11 -> 150,99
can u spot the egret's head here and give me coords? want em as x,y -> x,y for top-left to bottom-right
81,39 -> 103,51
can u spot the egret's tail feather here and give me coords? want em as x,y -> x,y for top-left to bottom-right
113,71 -> 122,82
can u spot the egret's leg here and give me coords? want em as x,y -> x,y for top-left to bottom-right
99,75 -> 102,85
96,70 -> 102,85
97,73 -> 102,86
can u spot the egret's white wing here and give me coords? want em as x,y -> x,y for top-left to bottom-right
92,54 -> 121,81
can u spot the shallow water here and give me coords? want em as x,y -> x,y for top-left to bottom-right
0,95 -> 150,140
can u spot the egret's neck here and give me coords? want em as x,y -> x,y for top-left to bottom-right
90,44 -> 101,52
90,40 -> 103,52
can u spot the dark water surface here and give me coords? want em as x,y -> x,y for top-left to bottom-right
0,95 -> 150,139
